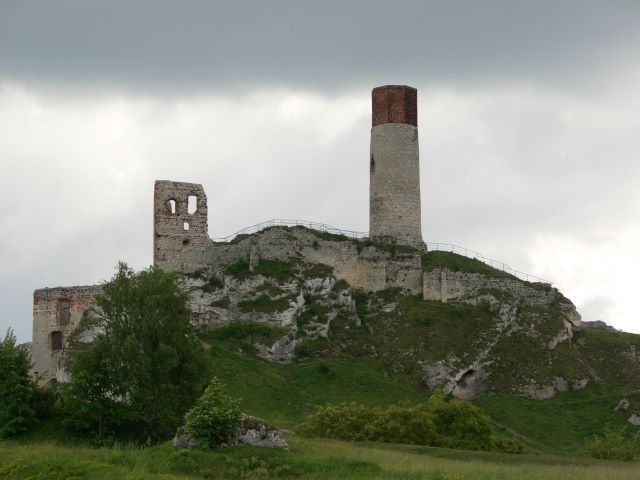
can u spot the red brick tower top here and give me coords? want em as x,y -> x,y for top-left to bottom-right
372,85 -> 417,127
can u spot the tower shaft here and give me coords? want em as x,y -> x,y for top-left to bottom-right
369,85 -> 423,246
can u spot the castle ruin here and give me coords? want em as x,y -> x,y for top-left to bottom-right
30,85 -> 458,382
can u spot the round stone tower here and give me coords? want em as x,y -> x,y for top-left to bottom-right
369,85 -> 423,246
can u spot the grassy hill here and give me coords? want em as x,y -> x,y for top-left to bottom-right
4,236 -> 640,478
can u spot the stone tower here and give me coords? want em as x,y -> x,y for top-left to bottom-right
369,85 -> 423,246
154,180 -> 209,272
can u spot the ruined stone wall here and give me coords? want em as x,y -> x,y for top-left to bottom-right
369,86 -> 423,247
154,180 -> 209,272
31,285 -> 101,383
422,269 -> 581,328
191,227 -> 424,295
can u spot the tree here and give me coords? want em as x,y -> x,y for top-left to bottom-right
0,329 -> 36,437
184,377 -> 241,448
62,262 -> 210,441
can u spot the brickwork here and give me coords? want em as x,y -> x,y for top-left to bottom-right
31,285 -> 101,383
372,85 -> 417,127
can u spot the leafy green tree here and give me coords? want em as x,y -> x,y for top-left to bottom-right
63,262 -> 210,441
184,377 -> 241,447
0,329 -> 36,437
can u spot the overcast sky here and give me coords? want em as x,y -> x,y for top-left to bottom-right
2,0 -> 640,342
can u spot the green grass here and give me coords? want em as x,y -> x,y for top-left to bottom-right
199,327 -> 426,428
421,251 -> 518,279
297,296 -> 330,329
573,329 -> 640,388
302,264 -> 334,279
225,259 -> 251,280
2,436 -> 640,480
254,260 -> 297,283
238,295 -> 292,313
476,383 -> 640,454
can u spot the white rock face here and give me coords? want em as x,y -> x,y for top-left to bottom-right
628,413 -> 640,426
615,399 -> 630,412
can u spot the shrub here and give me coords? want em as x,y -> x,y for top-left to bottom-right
238,295 -> 291,313
353,289 -> 368,319
297,402 -> 377,441
584,425 -> 640,461
254,260 -> 296,283
185,378 -> 241,448
225,259 -> 251,280
426,390 -> 494,450
367,403 -> 441,446
297,391 -> 506,452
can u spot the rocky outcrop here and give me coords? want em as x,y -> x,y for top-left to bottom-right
172,417 -> 288,450
419,270 -> 583,400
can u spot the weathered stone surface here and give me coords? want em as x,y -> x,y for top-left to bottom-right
227,416 -> 288,450
173,426 -> 201,449
370,123 -> 422,247
615,399 -> 630,411
576,320 -> 619,333
172,417 -> 288,450
154,180 -> 209,272
31,285 -> 101,384
628,413 -> 640,426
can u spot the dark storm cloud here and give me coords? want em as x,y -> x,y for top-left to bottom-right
1,0 -> 639,93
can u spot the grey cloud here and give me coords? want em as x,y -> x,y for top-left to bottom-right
1,0 -> 639,93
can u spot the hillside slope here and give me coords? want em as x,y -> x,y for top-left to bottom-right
180,226 -> 639,401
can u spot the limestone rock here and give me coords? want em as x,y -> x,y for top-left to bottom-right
172,417 -> 288,450
172,426 -> 200,449
615,399 -> 630,412
228,417 -> 288,450
628,413 -> 640,426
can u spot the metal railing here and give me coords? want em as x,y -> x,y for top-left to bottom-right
211,219 -> 368,243
211,219 -> 552,285
425,242 -> 552,285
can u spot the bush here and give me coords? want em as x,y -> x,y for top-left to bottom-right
185,378 -> 241,448
297,391 -> 513,453
296,402 -> 377,442
584,425 -> 640,461
0,329 -> 36,437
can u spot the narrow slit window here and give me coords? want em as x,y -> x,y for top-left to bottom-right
168,199 -> 177,214
183,222 -> 190,231
187,196 -> 197,214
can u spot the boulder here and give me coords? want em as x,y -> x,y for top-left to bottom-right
172,426 -> 200,449
226,416 -> 289,450
628,413 -> 640,426
172,416 -> 288,450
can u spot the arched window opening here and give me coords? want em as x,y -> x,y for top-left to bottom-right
187,195 -> 197,214
167,199 -> 177,214
183,222 -> 190,231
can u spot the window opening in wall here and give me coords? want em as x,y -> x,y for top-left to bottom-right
183,222 -> 190,231
51,331 -> 63,350
370,154 -> 375,174
187,195 -> 197,214
168,199 -> 177,214
57,299 -> 70,326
